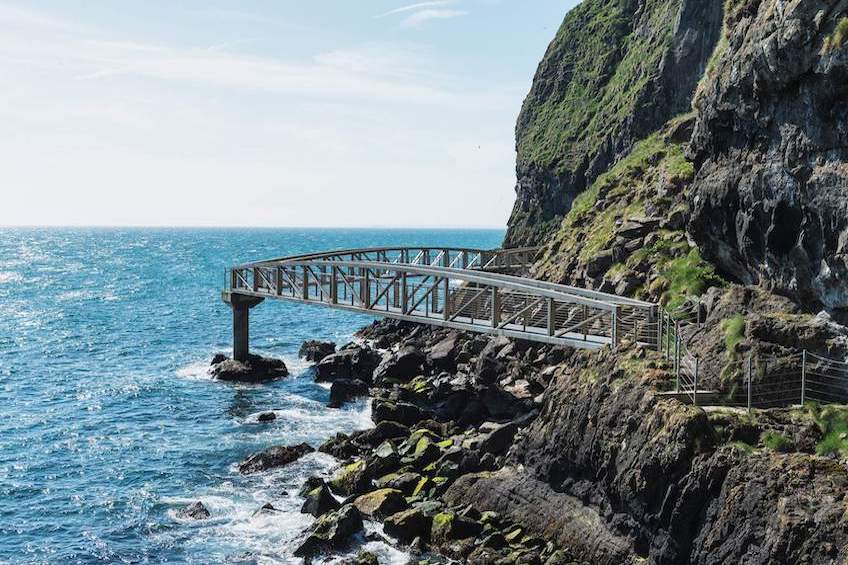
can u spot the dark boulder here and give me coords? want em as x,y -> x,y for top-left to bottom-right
372,400 -> 426,427
430,511 -> 483,547
373,345 -> 425,383
328,379 -> 369,408
339,551 -> 379,565
256,411 -> 277,423
355,421 -> 410,447
384,507 -> 433,544
299,340 -> 336,362
211,354 -> 288,383
238,443 -> 314,474
293,504 -> 364,558
428,333 -> 460,372
319,432 -> 365,459
301,483 -> 341,517
176,501 -> 210,520
316,345 -> 380,384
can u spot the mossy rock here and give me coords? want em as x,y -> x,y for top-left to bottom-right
330,460 -> 370,496
430,511 -> 483,547
384,507 -> 432,544
353,488 -> 409,519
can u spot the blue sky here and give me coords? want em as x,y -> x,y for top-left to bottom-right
0,1 -> 577,228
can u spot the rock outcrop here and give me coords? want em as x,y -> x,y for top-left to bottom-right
689,0 -> 848,316
504,0 -> 723,247
238,443 -> 314,475
210,353 -> 288,383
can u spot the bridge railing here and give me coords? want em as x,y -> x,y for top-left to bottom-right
225,258 -> 655,349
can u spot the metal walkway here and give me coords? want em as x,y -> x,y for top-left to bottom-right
223,246 -> 660,357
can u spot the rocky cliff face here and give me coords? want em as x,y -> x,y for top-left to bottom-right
504,0 -> 723,247
446,347 -> 848,564
689,0 -> 848,316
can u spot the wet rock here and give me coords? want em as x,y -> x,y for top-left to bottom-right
356,421 -> 410,447
353,488 -> 409,519
480,386 -> 526,420
238,443 -> 314,475
329,379 -> 369,408
372,400 -> 426,427
373,345 -> 425,383
293,504 -> 364,558
475,355 -> 505,385
319,432 -> 365,459
211,354 -> 289,383
256,411 -> 276,423
329,460 -> 372,496
316,345 -> 380,384
301,484 -> 341,518
298,476 -> 326,497
339,551 -> 379,565
176,501 -> 210,520
253,502 -> 279,516
299,340 -> 336,362
384,507 -> 432,544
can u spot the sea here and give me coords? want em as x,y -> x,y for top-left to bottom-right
0,227 -> 504,564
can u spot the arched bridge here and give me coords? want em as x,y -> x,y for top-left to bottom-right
222,246 -> 661,362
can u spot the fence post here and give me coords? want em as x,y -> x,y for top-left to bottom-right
491,287 -> 500,328
442,277 -> 450,321
674,323 -> 681,391
547,298 -> 555,337
612,306 -> 620,348
747,354 -> 753,413
693,356 -> 699,406
801,349 -> 807,406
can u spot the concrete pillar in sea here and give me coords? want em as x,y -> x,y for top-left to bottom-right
222,292 -> 264,362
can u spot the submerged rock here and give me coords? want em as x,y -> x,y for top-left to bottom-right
176,501 -> 210,520
210,353 -> 288,383
256,411 -> 277,423
299,340 -> 336,362
238,443 -> 314,474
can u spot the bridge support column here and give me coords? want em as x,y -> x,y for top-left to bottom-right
223,292 -> 264,362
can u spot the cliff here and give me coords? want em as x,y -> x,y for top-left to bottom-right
504,0 -> 723,247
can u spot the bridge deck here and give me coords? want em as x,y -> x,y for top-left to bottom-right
224,246 -> 660,355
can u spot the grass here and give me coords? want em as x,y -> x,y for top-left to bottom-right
729,440 -> 754,454
518,0 -> 684,175
806,402 -> 848,457
722,314 -> 746,353
761,431 -> 794,453
660,248 -> 723,309
823,17 -> 848,53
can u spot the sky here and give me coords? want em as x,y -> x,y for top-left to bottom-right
0,0 -> 578,228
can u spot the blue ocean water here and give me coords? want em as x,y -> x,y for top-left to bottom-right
0,227 -> 504,564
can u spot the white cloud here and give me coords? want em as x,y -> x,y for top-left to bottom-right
401,9 -> 468,28
375,1 -> 453,18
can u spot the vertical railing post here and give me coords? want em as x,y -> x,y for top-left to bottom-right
547,298 -> 555,337
276,266 -> 283,296
443,278 -> 450,321
801,349 -> 807,406
401,272 -> 408,314
301,266 -> 309,300
674,323 -> 681,392
252,267 -> 259,292
363,268 -> 371,308
747,354 -> 753,413
612,306 -> 620,348
693,356 -> 699,406
491,287 -> 500,328
330,266 -> 338,304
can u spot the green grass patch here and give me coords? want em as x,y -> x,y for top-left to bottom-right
761,431 -> 794,453
807,402 -> 848,457
660,248 -> 722,309
729,440 -> 754,454
823,17 -> 848,53
722,314 -> 746,353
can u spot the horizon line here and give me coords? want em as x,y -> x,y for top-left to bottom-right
0,224 -> 507,231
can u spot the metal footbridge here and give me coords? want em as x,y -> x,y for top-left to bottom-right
222,246 -> 660,362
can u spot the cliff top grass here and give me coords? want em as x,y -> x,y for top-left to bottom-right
518,0 -> 682,175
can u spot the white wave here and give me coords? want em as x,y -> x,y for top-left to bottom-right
175,360 -> 212,380
0,271 -> 22,284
